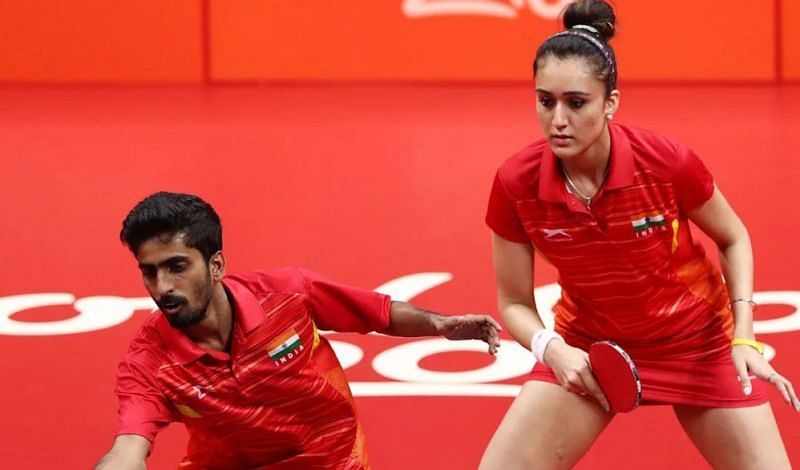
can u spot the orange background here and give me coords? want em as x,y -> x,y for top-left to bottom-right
0,0 -> 203,82
209,0 -> 775,82
783,0 -> 800,80
0,0 -> 792,83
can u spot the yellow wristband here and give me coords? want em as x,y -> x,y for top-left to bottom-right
731,338 -> 765,355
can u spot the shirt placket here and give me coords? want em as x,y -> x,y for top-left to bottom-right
563,191 -> 611,240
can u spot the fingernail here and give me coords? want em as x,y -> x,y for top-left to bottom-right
743,386 -> 752,396
795,403 -> 800,412
604,404 -> 610,412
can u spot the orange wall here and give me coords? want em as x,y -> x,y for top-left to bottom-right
783,0 -> 800,80
209,0 -> 775,82
0,1 -> 784,83
615,1 -> 774,82
0,0 -> 203,81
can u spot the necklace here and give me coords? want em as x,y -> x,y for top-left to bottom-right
561,163 -> 609,208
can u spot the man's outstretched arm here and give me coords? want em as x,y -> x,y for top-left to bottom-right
95,434 -> 150,470
379,301 -> 502,354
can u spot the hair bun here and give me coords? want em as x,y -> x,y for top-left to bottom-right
563,0 -> 616,42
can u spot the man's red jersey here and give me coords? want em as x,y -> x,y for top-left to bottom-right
115,267 -> 390,469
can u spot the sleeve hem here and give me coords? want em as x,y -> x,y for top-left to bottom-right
375,294 -> 392,332
486,221 -> 530,244
684,176 -> 715,213
115,429 -> 156,444
486,170 -> 529,243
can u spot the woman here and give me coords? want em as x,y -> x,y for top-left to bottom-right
479,1 -> 797,468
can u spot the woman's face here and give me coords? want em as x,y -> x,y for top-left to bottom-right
535,55 -> 619,160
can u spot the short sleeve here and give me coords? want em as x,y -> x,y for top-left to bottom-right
115,345 -> 173,442
674,146 -> 714,212
297,268 -> 391,333
486,171 -> 528,243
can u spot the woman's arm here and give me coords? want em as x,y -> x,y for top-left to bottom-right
688,185 -> 798,409
491,233 -> 542,346
687,185 -> 754,339
94,434 -> 150,470
492,233 -> 609,410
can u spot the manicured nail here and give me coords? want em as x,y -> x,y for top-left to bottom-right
795,403 -> 800,412
743,386 -> 752,396
604,404 -> 610,412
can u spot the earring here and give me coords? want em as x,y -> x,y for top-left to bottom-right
606,113 -> 614,120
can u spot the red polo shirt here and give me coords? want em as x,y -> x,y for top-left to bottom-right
485,122 -> 771,407
115,267 -> 391,469
486,122 -> 734,361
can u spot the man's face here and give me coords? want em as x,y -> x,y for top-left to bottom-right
135,235 -> 215,329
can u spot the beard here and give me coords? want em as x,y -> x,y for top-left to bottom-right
166,299 -> 211,329
158,271 -> 214,329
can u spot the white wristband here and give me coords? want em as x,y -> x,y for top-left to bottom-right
531,330 -> 564,365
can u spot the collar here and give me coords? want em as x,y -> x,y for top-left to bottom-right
538,121 -> 635,203
156,276 -> 267,365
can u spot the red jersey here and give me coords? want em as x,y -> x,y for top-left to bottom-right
115,267 -> 391,469
487,122 -> 730,361
486,122 -> 768,407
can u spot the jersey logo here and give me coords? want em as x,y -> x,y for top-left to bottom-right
268,328 -> 305,366
542,228 -> 572,241
193,385 -> 208,399
631,212 -> 667,238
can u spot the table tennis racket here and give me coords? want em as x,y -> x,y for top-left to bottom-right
589,341 -> 642,413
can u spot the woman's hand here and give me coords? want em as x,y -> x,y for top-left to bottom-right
544,340 -> 610,412
732,345 -> 800,411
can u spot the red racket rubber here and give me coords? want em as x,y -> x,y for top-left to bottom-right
589,341 -> 642,413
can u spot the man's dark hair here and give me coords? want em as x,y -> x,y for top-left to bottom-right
120,192 -> 222,261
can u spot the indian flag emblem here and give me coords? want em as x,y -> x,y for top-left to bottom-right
631,212 -> 667,236
268,328 -> 302,362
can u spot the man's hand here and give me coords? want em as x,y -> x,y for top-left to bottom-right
382,302 -> 502,354
437,314 -> 503,355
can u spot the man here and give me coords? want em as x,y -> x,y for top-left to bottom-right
95,192 -> 501,469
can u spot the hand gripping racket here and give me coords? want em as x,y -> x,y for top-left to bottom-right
589,341 -> 642,413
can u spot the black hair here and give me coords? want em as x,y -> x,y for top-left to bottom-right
120,192 -> 222,261
534,0 -> 618,96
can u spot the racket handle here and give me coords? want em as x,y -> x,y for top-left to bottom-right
531,330 -> 564,365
